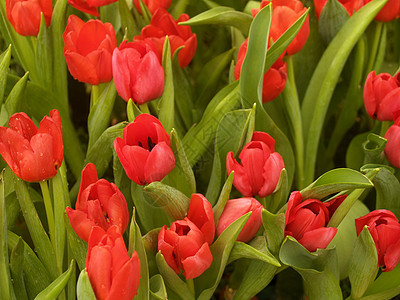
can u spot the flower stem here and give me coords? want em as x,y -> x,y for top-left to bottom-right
90,85 -> 99,109
39,180 -> 56,250
187,278 -> 195,296
140,102 -> 150,114
380,121 -> 391,137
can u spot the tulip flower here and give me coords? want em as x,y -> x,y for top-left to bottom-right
135,8 -> 197,68
360,0 -> 400,22
216,198 -> 264,243
133,0 -> 171,14
355,210 -> 400,272
384,112 -> 400,169
87,226 -> 140,300
284,191 -> 340,252
112,39 -> 164,104
158,218 -> 213,279
363,70 -> 400,121
6,0 -> 52,36
67,0 -> 118,16
314,0 -> 362,19
187,193 -> 215,245
63,15 -> 117,85
114,114 -> 175,185
0,110 -> 63,182
227,131 -> 285,198
66,163 -> 129,242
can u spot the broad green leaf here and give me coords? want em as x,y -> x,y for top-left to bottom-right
318,0 -> 349,44
150,274 -> 167,299
180,7 -> 253,35
119,0 -> 139,39
349,227 -> 378,299
5,72 -> 28,118
76,269 -> 96,300
138,0 -> 152,24
346,132 -> 370,170
0,45 -> 11,105
262,209 -> 285,255
300,168 -> 373,199
269,168 -> 289,213
363,133 -> 387,165
362,263 -> 400,300
212,171 -> 234,222
171,0 -> 190,18
205,150 -> 223,206
34,260 -> 75,300
10,238 -> 27,300
100,1 -> 121,31
64,214 -> 88,271
35,14 -> 52,87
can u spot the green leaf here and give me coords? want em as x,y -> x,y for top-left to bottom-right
127,99 -> 142,122
179,7 -> 253,35
5,72 -> 28,118
262,209 -> 285,255
144,182 -> 190,221
0,45 -> 11,106
34,260 -> 75,300
205,151 -> 223,206
52,171 -> 66,274
269,168 -> 289,213
300,168 -> 373,199
64,213 -> 88,271
362,133 -> 387,165
362,263 -> 400,300
318,0 -> 349,44
100,1 -> 121,31
9,238 -> 28,300
35,14 -> 52,87
346,132 -> 370,170
119,0 -> 139,39
76,269 -> 96,300
301,0 -> 389,185
150,274 -> 167,299
138,0 -> 152,24
195,213 -> 251,299
349,227 -> 379,299
212,171 -> 234,222
155,252 -> 195,300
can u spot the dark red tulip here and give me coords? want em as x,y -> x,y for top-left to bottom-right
63,15 -> 117,85
158,218 -> 213,279
114,114 -> 175,185
385,112 -> 400,169
284,191 -> 339,252
227,131 -> 285,198
133,0 -> 171,14
87,226 -> 140,300
363,70 -> 400,121
66,163 -> 129,242
135,8 -> 197,68
216,198 -> 264,243
0,110 -> 63,182
355,210 -> 400,272
112,39 -> 164,104
6,0 -> 52,36
187,193 -> 215,245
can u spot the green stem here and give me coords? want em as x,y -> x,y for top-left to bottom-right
39,180 -> 55,250
365,21 -> 383,75
286,56 -> 299,101
186,278 -> 195,296
380,121 -> 391,137
140,102 -> 151,114
90,85 -> 99,109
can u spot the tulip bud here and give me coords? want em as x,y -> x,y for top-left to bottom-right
133,0 -> 171,14
0,110 -> 63,182
66,163 -> 129,242
216,198 -> 264,243
63,15 -> 117,85
384,112 -> 400,169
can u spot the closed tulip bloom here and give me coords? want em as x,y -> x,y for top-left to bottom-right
63,15 -> 117,85
384,112 -> 400,169
227,131 -> 285,198
66,163 -> 129,242
187,193 -> 215,245
355,210 -> 400,272
158,218 -> 213,279
136,8 -> 197,68
285,191 -> 339,252
6,0 -> 52,36
216,198 -> 264,243
114,114 -> 175,185
87,226 -> 140,300
133,0 -> 171,14
363,70 -> 400,121
314,0 -> 363,19
0,110 -> 63,182
67,0 -> 118,16
112,39 -> 164,104
361,0 -> 400,21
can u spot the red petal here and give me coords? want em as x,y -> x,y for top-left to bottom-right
144,141 -> 175,183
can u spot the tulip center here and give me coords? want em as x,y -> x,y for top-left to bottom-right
138,137 -> 157,151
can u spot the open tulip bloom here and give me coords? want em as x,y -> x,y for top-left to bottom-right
2,0 -> 400,299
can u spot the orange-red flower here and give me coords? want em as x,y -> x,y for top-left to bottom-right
133,0 -> 171,14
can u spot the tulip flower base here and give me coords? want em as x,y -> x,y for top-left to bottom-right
0,0 -> 400,299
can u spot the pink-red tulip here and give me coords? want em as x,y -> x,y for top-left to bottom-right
363,70 -> 400,121
114,114 -> 175,185
187,193 -> 215,245
6,0 -> 52,36
63,15 -> 117,85
158,218 -> 213,279
135,8 -> 197,68
112,39 -> 164,104
355,210 -> 400,272
216,198 -> 264,243
66,163 -> 129,242
285,191 -> 340,252
133,0 -> 171,14
314,0 -> 363,19
227,131 -> 285,198
0,110 -> 63,182
87,226 -> 140,300
385,112 -> 400,169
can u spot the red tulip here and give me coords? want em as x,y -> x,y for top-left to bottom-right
284,191 -> 339,252
112,39 -> 164,104
187,193 -> 215,245
384,112 -> 400,169
135,8 -> 197,68
227,131 -> 285,198
66,163 -> 129,242
314,0 -> 363,19
355,210 -> 400,272
0,110 -> 63,182
158,218 -> 213,279
133,0 -> 171,14
6,0 -> 52,36
67,0 -> 118,16
114,114 -> 175,185
87,226 -> 140,300
216,198 -> 264,243
63,15 -> 117,85
363,70 -> 400,121
360,0 -> 400,21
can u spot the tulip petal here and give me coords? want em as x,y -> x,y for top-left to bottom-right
188,194 -> 215,245
66,207 -> 96,242
299,227 -> 338,252
87,246 -> 112,300
182,242 -> 213,280
144,142 -> 175,183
